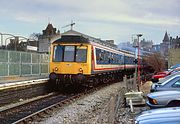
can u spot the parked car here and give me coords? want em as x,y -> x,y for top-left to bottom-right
135,107 -> 180,124
151,68 -> 180,83
146,90 -> 180,108
151,71 -> 171,83
170,63 -> 180,70
150,72 -> 180,92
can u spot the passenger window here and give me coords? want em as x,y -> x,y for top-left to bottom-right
172,80 -> 180,88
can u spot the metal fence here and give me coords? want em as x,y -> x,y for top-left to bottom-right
0,50 -> 49,77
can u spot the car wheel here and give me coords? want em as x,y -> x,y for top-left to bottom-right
167,100 -> 180,107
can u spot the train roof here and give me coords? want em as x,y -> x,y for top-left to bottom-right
53,35 -> 89,44
53,30 -> 134,55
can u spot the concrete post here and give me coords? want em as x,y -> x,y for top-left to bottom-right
108,94 -> 115,124
124,75 -> 128,91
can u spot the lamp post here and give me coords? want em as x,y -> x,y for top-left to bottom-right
132,34 -> 142,91
137,34 -> 142,91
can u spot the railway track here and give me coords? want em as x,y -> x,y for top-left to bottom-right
0,92 -> 77,124
0,73 -> 147,124
0,83 -> 110,124
0,79 -> 50,107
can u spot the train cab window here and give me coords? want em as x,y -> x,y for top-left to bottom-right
53,45 -> 64,62
64,46 -> 75,62
76,46 -> 87,62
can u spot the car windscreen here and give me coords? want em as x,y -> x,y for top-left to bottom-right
160,73 -> 180,86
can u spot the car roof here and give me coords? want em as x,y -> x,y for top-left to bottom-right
170,64 -> 180,69
158,72 -> 180,85
136,107 -> 180,124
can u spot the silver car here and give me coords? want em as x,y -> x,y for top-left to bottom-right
147,90 -> 180,108
151,72 -> 180,92
135,107 -> 180,124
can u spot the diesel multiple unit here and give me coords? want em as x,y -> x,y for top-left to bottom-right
49,30 -> 136,87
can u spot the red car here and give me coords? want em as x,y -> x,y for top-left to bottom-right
151,68 -> 180,83
151,71 -> 171,83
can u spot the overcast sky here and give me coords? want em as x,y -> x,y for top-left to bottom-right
0,0 -> 179,44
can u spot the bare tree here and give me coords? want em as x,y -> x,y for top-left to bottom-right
29,33 -> 41,41
143,52 -> 166,73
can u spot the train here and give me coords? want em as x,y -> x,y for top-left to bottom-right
49,30 -> 138,87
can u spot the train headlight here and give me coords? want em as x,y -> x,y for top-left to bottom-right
79,68 -> 83,73
54,67 -> 58,71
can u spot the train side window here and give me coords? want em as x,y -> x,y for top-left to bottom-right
53,45 -> 63,62
104,51 -> 108,64
118,54 -> 123,64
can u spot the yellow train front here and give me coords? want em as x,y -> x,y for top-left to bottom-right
49,33 -> 93,87
49,30 -> 136,87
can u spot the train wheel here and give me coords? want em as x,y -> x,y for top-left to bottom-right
48,79 -> 57,91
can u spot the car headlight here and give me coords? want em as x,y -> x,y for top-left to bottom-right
148,97 -> 158,105
152,98 -> 158,104
135,120 -> 138,124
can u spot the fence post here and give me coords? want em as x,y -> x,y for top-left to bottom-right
7,51 -> 9,76
20,52 -> 22,76
39,54 -> 41,75
108,94 -> 116,124
124,75 -> 128,91
31,53 -> 32,76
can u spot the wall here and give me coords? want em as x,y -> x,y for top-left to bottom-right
0,50 -> 49,77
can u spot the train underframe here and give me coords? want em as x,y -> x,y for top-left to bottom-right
49,68 -> 135,90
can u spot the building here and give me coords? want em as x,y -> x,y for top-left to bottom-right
151,44 -> 161,52
170,36 -> 180,49
140,39 -> 153,52
38,23 -> 61,53
160,31 -> 170,57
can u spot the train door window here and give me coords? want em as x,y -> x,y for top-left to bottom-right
53,45 -> 64,62
76,46 -> 87,62
95,48 -> 101,64
64,46 -> 75,62
111,53 -> 114,64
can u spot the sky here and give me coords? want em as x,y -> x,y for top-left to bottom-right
0,0 -> 180,45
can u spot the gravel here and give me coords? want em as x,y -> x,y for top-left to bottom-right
32,81 -> 148,124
